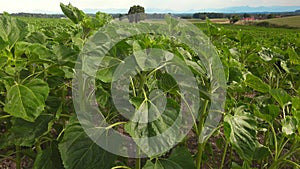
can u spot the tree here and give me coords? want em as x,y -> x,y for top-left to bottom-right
243,13 -> 251,18
230,15 -> 240,24
128,5 -> 145,23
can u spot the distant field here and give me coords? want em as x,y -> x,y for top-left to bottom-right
258,15 -> 300,28
186,18 -> 229,24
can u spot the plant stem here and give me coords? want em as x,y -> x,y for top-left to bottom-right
16,146 -> 21,169
135,147 -> 141,169
283,160 -> 300,168
0,114 -> 11,119
196,143 -> 205,169
196,100 -> 209,169
135,158 -> 141,169
269,122 -> 278,161
220,141 -> 228,169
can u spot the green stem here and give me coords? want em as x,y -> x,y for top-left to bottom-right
0,114 -> 11,119
283,159 -> 300,168
135,158 -> 141,169
269,122 -> 278,161
0,100 -> 6,106
130,76 -> 137,97
278,138 -> 289,158
138,72 -> 146,97
135,146 -> 141,169
269,147 -> 300,169
260,127 -> 270,169
105,121 -> 127,130
220,141 -> 228,169
196,143 -> 205,169
196,100 -> 209,169
16,146 -> 21,169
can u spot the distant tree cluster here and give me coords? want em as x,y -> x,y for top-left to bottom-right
128,5 -> 146,23
193,12 -> 225,20
9,12 -> 65,18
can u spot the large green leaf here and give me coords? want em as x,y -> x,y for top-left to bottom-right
14,42 -> 57,63
33,141 -> 64,169
96,56 -> 122,83
60,3 -> 86,24
269,88 -> 291,108
245,73 -> 270,93
142,147 -> 196,169
4,79 -> 50,122
0,13 -> 29,50
252,104 -> 280,123
0,114 -> 53,148
125,99 -> 182,156
58,116 -> 116,169
224,107 -> 260,162
53,44 -> 79,67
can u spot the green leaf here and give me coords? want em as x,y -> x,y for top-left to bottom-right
281,116 -> 298,136
231,162 -> 243,169
224,107 -> 260,162
60,3 -> 86,24
0,56 -> 8,68
0,114 -> 53,148
185,60 -> 206,76
287,47 -> 300,65
96,56 -> 122,83
129,96 -> 145,108
53,44 -> 79,67
15,42 -> 57,63
229,66 -> 243,83
143,160 -> 156,169
245,73 -> 270,93
58,116 -> 116,169
33,141 -> 64,169
0,13 -> 29,49
158,73 -> 179,92
292,96 -> 300,110
166,147 -> 196,169
95,84 -> 110,108
253,146 -> 270,160
269,88 -> 291,107
142,147 -> 196,169
252,104 -> 280,123
0,36 -> 8,50
165,15 -> 179,30
292,97 -> 300,120
26,31 -> 47,44
4,79 -> 50,122
124,99 -> 181,156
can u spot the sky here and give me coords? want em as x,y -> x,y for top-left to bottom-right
0,0 -> 300,13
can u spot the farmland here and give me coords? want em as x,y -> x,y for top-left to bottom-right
257,15 -> 300,28
0,3 -> 300,169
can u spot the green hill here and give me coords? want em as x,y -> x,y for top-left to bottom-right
259,15 -> 300,28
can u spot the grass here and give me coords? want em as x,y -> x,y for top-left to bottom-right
258,15 -> 300,28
